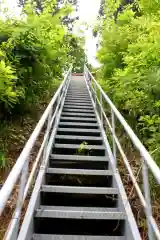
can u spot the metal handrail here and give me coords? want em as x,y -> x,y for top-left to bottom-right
0,67 -> 72,237
84,65 -> 160,240
84,65 -> 160,184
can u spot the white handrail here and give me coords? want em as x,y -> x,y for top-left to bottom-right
84,65 -> 160,239
84,65 -> 160,184
0,67 -> 72,215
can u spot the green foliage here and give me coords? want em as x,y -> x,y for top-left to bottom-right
97,0 -> 160,163
0,151 -> 6,169
77,141 -> 91,155
0,0 -> 84,115
0,57 -> 22,110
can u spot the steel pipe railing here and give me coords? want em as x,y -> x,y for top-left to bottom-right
84,65 -> 160,240
0,67 -> 72,239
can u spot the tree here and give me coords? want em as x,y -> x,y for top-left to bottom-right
0,0 -> 84,115
18,0 -> 79,30
96,0 -> 160,161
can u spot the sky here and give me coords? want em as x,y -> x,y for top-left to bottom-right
1,0 -> 101,67
78,0 -> 101,67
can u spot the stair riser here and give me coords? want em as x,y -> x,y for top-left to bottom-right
45,174 -> 112,187
65,100 -> 92,103
61,113 -> 96,118
57,129 -> 101,137
60,118 -> 97,123
64,103 -> 92,107
58,124 -> 99,129
65,98 -> 91,102
55,138 -> 103,145
66,94 -> 90,97
63,109 -> 94,113
40,192 -> 118,208
34,217 -> 125,236
64,105 -> 93,110
49,160 -> 109,170
52,148 -> 105,156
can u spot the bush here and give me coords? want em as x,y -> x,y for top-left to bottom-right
97,0 -> 160,163
0,0 -> 84,115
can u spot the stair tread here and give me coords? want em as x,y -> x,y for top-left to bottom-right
66,94 -> 89,96
64,102 -> 92,106
64,105 -> 93,109
50,154 -> 108,161
41,185 -> 118,194
37,206 -> 119,212
57,128 -> 100,133
60,117 -> 96,121
66,97 -> 90,100
54,144 -> 105,150
61,113 -> 95,117
65,100 -> 91,102
35,208 -> 126,219
59,122 -> 98,127
55,135 -> 102,141
33,234 -> 125,240
63,109 -> 94,113
65,98 -> 91,101
67,91 -> 89,93
46,168 -> 112,175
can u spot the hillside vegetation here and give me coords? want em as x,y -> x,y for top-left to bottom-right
97,0 -> 160,165
0,0 -> 85,170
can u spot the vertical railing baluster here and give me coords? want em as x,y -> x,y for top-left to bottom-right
9,159 -> 28,239
111,109 -> 116,168
42,109 -> 52,165
100,91 -> 103,125
142,158 -> 153,240
94,81 -> 97,109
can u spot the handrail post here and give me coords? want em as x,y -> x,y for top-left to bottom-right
42,108 -> 52,165
142,157 -> 153,240
94,81 -> 97,108
111,108 -> 116,167
100,91 -> 103,125
5,159 -> 28,239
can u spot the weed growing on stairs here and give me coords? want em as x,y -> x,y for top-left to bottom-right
76,141 -> 91,156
